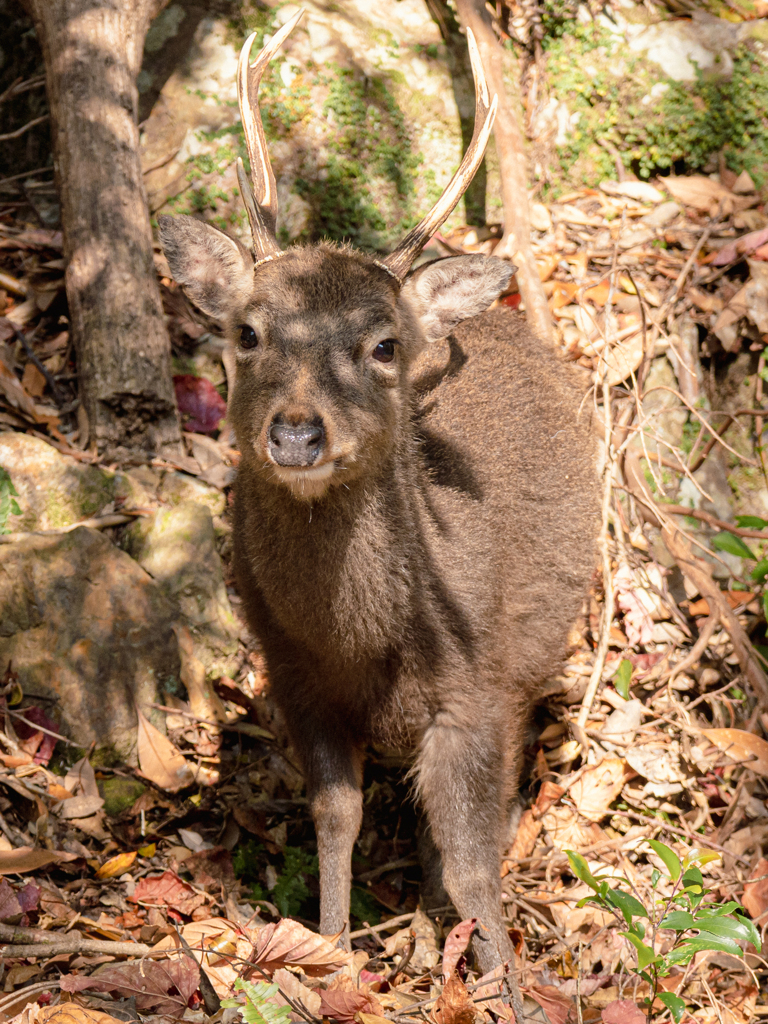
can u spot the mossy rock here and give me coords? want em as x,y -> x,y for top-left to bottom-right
100,776 -> 147,816
0,432 -> 116,531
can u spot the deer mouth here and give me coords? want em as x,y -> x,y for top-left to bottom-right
269,460 -> 336,500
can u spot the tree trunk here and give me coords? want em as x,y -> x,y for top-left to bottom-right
25,0 -> 182,460
453,0 -> 552,344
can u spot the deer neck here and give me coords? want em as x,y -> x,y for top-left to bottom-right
236,439 -> 421,664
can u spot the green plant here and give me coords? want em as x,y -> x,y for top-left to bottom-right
566,842 -> 759,1021
0,468 -> 20,534
222,978 -> 292,1024
271,846 -> 318,918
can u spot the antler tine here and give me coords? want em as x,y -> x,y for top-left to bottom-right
237,9 -> 305,257
383,28 -> 497,283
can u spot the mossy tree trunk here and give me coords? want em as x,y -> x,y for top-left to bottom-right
454,0 -> 552,344
24,0 -> 182,460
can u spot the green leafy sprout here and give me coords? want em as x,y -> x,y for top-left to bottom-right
710,518 -> 768,659
221,978 -> 292,1024
566,842 -> 759,1022
0,468 -> 20,535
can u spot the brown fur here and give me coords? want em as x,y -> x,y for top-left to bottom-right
158,219 -> 599,980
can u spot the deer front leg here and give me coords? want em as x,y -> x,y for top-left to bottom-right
417,714 -> 525,1022
303,736 -> 364,944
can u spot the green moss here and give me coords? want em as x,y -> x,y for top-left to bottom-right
293,64 -> 423,247
541,22 -> 768,193
100,777 -> 147,817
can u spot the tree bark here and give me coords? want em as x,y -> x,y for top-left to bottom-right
453,0 -> 552,343
25,0 -> 182,460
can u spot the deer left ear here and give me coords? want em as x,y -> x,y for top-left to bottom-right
158,214 -> 254,322
402,254 -> 515,342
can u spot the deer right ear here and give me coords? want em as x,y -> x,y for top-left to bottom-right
158,215 -> 254,322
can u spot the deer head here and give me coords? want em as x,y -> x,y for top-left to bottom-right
159,10 -> 514,501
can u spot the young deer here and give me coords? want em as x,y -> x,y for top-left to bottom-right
160,11 -> 597,1015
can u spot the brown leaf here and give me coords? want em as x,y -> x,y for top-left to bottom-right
59,956 -> 199,1015
252,918 -> 353,976
36,1007 -> 126,1024
663,175 -> 736,211
702,729 -> 768,776
601,999 -> 645,1024
0,847 -> 78,875
0,878 -> 24,920
570,758 -> 636,822
442,918 -> 477,981
0,357 -> 37,418
130,870 -> 206,916
432,974 -> 475,1024
742,857 -> 768,920
317,988 -> 382,1023
136,707 -> 194,792
533,781 -> 565,818
21,363 -> 46,399
524,985 -> 575,1024
506,810 -> 542,862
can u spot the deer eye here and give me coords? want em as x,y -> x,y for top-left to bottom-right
239,324 -> 259,350
372,339 -> 396,363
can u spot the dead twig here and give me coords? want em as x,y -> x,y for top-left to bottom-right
0,115 -> 50,143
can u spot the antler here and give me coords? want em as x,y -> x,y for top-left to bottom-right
383,28 -> 497,283
236,9 -> 305,258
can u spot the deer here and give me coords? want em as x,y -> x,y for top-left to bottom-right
159,11 -> 598,1018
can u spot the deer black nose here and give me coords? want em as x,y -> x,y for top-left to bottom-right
268,419 -> 324,467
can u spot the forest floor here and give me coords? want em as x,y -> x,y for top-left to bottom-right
0,167 -> 767,1024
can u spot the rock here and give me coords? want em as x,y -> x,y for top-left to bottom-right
529,202 -> 552,232
0,527 -> 178,761
600,179 -> 664,204
626,14 -> 742,83
641,201 -> 680,230
635,356 -> 687,451
0,432 -> 115,531
732,169 -> 756,194
158,470 -> 226,516
124,501 -> 240,676
100,777 -> 147,816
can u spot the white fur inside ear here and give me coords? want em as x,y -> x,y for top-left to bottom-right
158,214 -> 254,321
402,255 -> 513,342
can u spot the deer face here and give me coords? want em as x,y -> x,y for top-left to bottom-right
159,10 -> 513,500
159,217 -> 512,500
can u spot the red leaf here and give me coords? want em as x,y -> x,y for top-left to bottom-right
17,882 -> 40,914
60,957 -> 199,1015
501,293 -> 521,309
130,870 -> 206,916
173,374 -> 226,434
601,1000 -> 645,1024
317,988 -> 380,1022
442,918 -> 477,981
13,706 -> 58,764
0,878 -> 23,920
523,986 -> 575,1024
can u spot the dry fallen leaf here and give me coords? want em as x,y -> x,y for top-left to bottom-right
524,985 -> 575,1024
59,956 -> 199,1015
30,1007 -> 127,1024
570,758 -> 635,822
96,851 -> 137,879
317,987 -> 383,1022
602,1000 -> 645,1024
442,918 -> 477,981
252,918 -> 353,976
741,857 -> 768,920
663,175 -> 736,212
432,974 -> 475,1024
136,707 -> 194,792
0,847 -> 78,876
130,870 -> 206,916
703,729 -> 768,776
505,809 -> 542,863
598,333 -> 644,387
